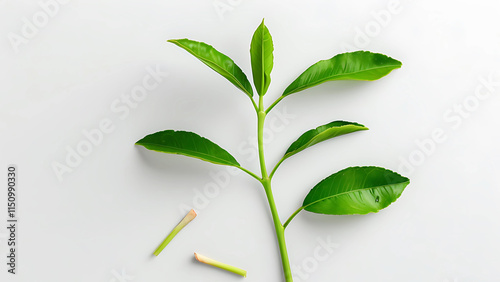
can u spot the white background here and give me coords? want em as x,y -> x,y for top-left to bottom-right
1,0 -> 500,281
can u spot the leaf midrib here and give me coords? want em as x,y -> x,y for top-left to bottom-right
260,24 -> 265,95
286,64 -> 401,95
284,124 -> 366,159
138,142 -> 238,166
171,40 -> 251,97
303,180 -> 408,211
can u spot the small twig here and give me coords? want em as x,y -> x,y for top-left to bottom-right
194,253 -> 247,277
153,209 -> 197,256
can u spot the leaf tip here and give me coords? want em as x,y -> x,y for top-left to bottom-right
393,59 -> 403,68
135,135 -> 149,146
384,54 -> 402,68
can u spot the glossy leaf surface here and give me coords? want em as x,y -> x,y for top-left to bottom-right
283,121 -> 368,161
136,130 -> 240,167
283,51 -> 402,96
303,166 -> 409,215
169,39 -> 254,98
250,19 -> 274,96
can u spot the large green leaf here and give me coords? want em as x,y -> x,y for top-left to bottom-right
250,19 -> 274,96
283,51 -> 402,96
136,130 -> 240,167
302,166 -> 409,215
283,121 -> 368,161
168,39 -> 254,98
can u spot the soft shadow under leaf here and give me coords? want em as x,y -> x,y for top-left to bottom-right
136,130 -> 240,167
302,166 -> 409,215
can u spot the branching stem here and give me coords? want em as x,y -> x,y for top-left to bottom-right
269,157 -> 285,179
265,95 -> 285,114
257,94 -> 293,282
283,207 -> 303,229
236,166 -> 261,181
250,96 -> 259,112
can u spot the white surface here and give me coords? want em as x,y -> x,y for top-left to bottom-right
1,0 -> 500,281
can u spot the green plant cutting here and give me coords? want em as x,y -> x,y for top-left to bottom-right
136,19 -> 410,281
195,253 -> 247,277
153,209 -> 197,256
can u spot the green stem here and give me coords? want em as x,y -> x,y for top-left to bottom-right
154,209 -> 197,256
283,207 -> 303,230
236,166 -> 261,181
257,95 -> 293,282
262,178 -> 293,281
250,96 -> 259,112
265,95 -> 285,114
269,157 -> 286,179
194,252 -> 247,277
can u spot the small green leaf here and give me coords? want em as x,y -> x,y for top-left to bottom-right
270,121 -> 367,178
250,19 -> 274,96
283,51 -> 402,97
136,130 -> 240,167
284,121 -> 368,161
302,166 -> 409,215
168,39 -> 254,98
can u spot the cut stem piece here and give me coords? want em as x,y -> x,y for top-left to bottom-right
153,209 -> 197,256
194,252 -> 247,277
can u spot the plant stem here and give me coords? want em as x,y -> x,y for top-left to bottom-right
250,96 -> 259,112
266,95 -> 285,114
283,207 -> 303,229
262,178 -> 293,281
154,209 -> 197,256
269,157 -> 285,179
257,95 -> 293,282
237,166 -> 262,181
194,252 -> 247,277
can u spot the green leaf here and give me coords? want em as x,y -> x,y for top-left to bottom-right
283,51 -> 402,97
136,130 -> 240,167
168,39 -> 254,98
250,19 -> 274,96
283,121 -> 368,161
302,166 -> 409,215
